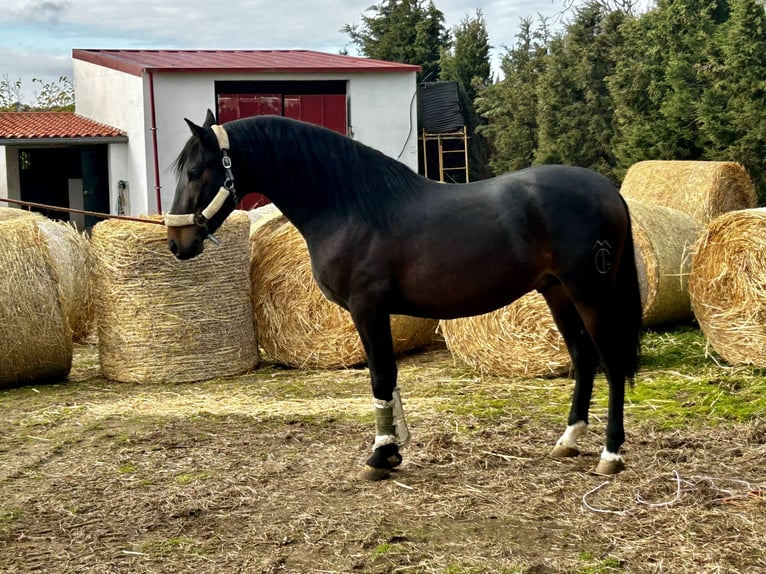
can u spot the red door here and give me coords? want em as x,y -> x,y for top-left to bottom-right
217,92 -> 347,210
283,94 -> 347,135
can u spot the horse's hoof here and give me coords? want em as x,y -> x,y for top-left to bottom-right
551,444 -> 580,458
594,458 -> 625,475
366,443 -> 402,469
357,465 -> 392,481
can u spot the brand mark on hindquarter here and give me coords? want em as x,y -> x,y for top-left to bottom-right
593,240 -> 612,274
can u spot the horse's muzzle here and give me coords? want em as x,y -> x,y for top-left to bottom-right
167,226 -> 205,260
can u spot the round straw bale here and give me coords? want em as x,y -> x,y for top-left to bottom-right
0,206 -> 44,221
439,291 -> 571,378
620,161 -> 756,227
91,211 -> 258,383
250,214 -> 437,369
0,208 -> 92,340
36,219 -> 92,341
0,217 -> 72,386
689,208 -> 766,367
627,199 -> 698,327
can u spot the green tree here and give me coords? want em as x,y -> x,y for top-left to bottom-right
535,3 -> 626,179
698,0 -> 766,201
439,10 -> 492,102
0,75 -> 24,111
342,0 -> 449,81
475,17 -> 550,174
32,76 -> 75,111
608,0 -> 728,177
0,75 -> 74,111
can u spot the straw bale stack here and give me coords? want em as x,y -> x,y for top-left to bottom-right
440,292 -> 571,378
689,208 -> 766,367
627,200 -> 698,327
0,217 -> 72,386
250,213 -> 437,369
620,161 -> 756,227
91,211 -> 258,383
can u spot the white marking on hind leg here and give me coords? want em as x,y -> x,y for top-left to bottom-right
599,447 -> 624,464
556,421 -> 588,450
594,446 -> 626,474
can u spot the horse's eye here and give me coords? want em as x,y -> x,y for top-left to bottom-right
187,168 -> 203,181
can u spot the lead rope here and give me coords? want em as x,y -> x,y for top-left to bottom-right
164,124 -> 238,244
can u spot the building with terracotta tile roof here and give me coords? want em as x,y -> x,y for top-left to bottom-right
0,49 -> 420,225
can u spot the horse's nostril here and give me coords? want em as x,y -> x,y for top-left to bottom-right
168,239 -> 178,256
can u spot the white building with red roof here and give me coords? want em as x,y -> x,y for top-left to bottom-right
0,49 -> 420,226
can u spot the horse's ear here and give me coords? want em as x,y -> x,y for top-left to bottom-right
203,109 -> 216,127
184,118 -> 217,149
184,118 -> 205,138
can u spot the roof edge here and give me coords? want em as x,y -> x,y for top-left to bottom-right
72,49 -> 421,76
0,136 -> 129,146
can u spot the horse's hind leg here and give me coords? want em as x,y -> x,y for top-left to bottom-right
570,297 -> 631,475
350,307 -> 407,481
542,285 -> 600,460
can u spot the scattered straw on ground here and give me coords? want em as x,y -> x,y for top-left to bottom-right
90,211 -> 258,383
628,199 -> 697,327
250,213 -> 437,368
1,342 -> 764,573
440,291 -> 571,378
620,160 -> 756,227
689,208 -> 766,366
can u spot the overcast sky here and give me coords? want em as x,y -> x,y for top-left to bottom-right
0,0 -> 566,103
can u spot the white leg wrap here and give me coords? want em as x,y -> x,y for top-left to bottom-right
372,386 -> 410,450
556,421 -> 588,450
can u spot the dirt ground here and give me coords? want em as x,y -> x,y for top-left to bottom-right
1,342 -> 765,574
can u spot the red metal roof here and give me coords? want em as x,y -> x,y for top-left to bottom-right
72,49 -> 421,76
0,112 -> 125,141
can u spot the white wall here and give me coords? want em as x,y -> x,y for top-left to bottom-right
1,147 -> 20,200
73,59 -> 150,215
147,73 -> 218,213
348,72 -> 419,172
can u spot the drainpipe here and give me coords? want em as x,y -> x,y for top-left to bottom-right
148,70 -> 163,214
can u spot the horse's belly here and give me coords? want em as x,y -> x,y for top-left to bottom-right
395,261 -> 538,320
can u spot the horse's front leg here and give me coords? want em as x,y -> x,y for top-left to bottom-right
351,308 -> 409,481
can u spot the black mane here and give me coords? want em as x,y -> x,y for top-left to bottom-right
225,115 -> 427,229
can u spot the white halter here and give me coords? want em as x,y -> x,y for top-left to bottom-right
164,124 -> 236,232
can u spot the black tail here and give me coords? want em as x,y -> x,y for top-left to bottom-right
616,197 -> 643,381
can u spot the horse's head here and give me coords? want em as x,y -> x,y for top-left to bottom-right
166,109 -> 238,260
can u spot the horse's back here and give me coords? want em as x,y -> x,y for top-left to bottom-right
375,165 -> 628,318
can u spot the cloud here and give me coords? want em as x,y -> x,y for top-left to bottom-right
16,0 -> 69,25
0,0 -> 565,103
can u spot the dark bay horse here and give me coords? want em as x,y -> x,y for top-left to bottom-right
166,110 -> 642,480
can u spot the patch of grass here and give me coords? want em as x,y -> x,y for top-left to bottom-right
370,541 -> 404,559
174,471 -> 211,485
0,508 -> 22,539
623,329 -> 766,427
117,462 -> 138,474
